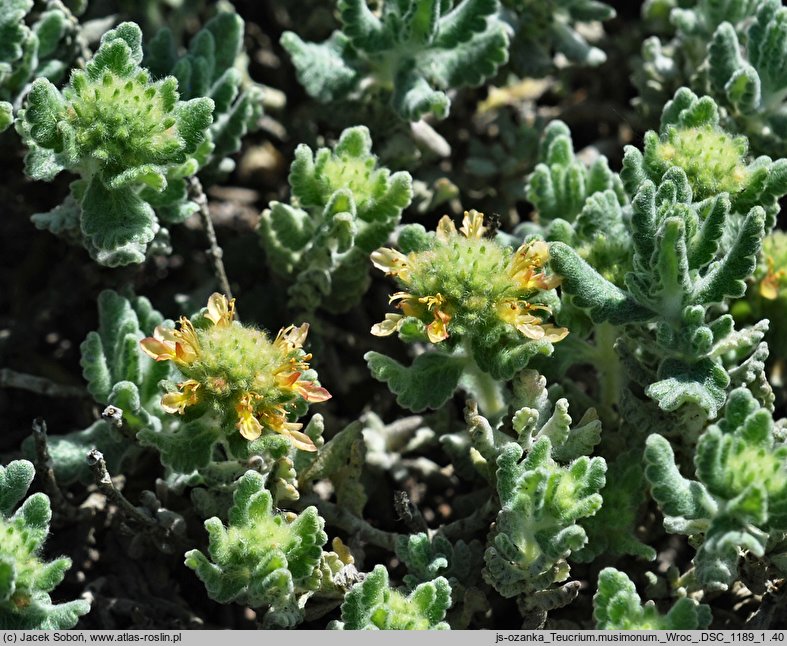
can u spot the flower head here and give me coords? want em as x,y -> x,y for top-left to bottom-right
141,293 -> 330,451
371,210 -> 567,345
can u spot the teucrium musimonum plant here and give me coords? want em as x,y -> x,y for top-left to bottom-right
0,0 -> 83,132
707,1 -> 787,158
139,293 -> 331,470
332,564 -> 452,630
622,88 -> 787,226
527,120 -> 625,228
395,532 -> 483,590
366,210 -> 567,416
185,470 -> 328,628
18,22 -> 214,267
636,0 -> 787,158
523,120 -> 630,286
145,10 -> 264,182
281,0 -> 509,122
644,387 -> 787,591
0,460 -> 90,628
550,138 -> 767,418
259,126 -> 413,313
484,436 -> 606,599
593,568 -> 712,629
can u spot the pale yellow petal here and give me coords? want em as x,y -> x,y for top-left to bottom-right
286,429 -> 318,452
436,215 -> 457,242
276,323 -> 310,351
371,313 -> 403,336
206,293 -> 235,327
294,379 -> 332,403
237,410 -> 262,441
542,324 -> 569,343
516,322 -> 546,340
161,380 -> 200,414
371,248 -> 411,281
332,537 -> 354,564
760,273 -> 781,300
140,336 -> 176,362
460,210 -> 486,239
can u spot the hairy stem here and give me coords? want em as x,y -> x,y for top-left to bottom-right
462,355 -> 507,423
594,322 -> 622,421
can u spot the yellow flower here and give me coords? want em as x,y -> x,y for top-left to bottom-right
372,292 -> 452,343
161,379 -> 201,414
371,248 -> 412,282
760,256 -> 785,300
257,407 -> 317,453
140,293 -> 330,452
507,240 -> 561,292
205,292 -> 236,327
496,299 -> 568,342
459,209 -> 487,239
436,214 -> 457,241
275,322 -> 310,353
371,313 -> 404,336
236,393 -> 264,441
370,210 -> 568,348
140,319 -> 200,366
435,210 -> 487,242
418,293 -> 451,343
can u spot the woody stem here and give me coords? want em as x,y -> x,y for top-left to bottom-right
190,176 -> 234,303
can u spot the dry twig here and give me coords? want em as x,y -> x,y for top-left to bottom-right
189,175 -> 234,302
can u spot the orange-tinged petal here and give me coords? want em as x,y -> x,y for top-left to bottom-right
277,371 -> 301,388
286,429 -> 318,452
174,341 -> 198,365
206,293 -> 235,327
258,407 -> 300,433
436,215 -> 458,242
371,313 -> 403,336
460,210 -> 487,239
294,379 -> 332,403
426,308 -> 451,343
